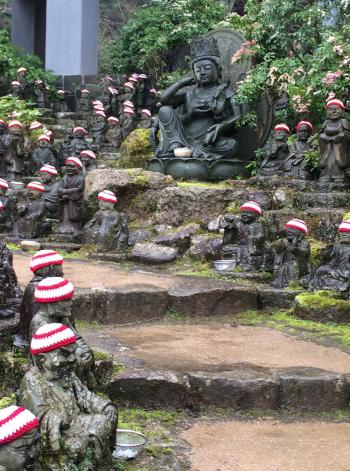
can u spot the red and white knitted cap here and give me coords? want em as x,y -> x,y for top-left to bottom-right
124,82 -> 134,90
274,123 -> 290,133
17,67 -> 27,73
338,220 -> 350,233
0,201 -> 4,211
129,77 -> 138,83
124,100 -> 134,108
0,178 -> 9,190
0,406 -> 39,445
29,121 -> 42,130
107,86 -> 117,95
73,127 -> 87,135
38,134 -> 50,142
326,98 -> 345,109
98,190 -> 117,204
139,73 -> 148,79
11,80 -> 21,87
296,120 -> 313,132
131,73 -> 139,78
57,89 -> 65,95
31,323 -> 77,355
80,150 -> 96,160
141,109 -> 152,118
34,277 -> 74,303
124,107 -> 135,116
30,250 -> 64,272
108,116 -> 120,124
40,164 -> 58,176
8,120 -> 22,129
93,104 -> 105,111
65,157 -> 83,168
0,119 -> 5,125
105,75 -> 114,82
27,181 -> 45,192
240,201 -> 262,215
285,218 -> 308,234
149,88 -> 157,94
34,79 -> 43,85
95,110 -> 106,118
81,89 -> 90,94
93,100 -> 103,105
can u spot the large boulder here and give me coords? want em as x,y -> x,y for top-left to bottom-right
189,235 -> 223,261
153,224 -> 201,254
117,128 -> 153,169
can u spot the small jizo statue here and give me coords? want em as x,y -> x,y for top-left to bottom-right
13,181 -> 48,239
33,79 -> 49,109
78,88 -> 91,112
0,119 -> 9,178
54,89 -> 68,113
71,127 -> 90,157
10,80 -> 23,99
309,220 -> 350,292
90,111 -> 106,147
4,120 -> 24,181
20,323 -> 117,471
319,98 -> 350,187
105,116 -> 122,148
0,178 -> 13,232
137,108 -> 152,129
0,405 -> 39,471
39,164 -> 60,218
18,249 -> 64,343
272,218 -> 311,288
80,150 -> 97,173
121,105 -> 135,139
258,123 -> 290,177
32,134 -> 56,172
283,120 -> 313,180
221,201 -> 266,271
82,190 -> 129,252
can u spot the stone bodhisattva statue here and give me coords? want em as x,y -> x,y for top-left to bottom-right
105,117 -> 122,148
0,405 -> 39,471
319,98 -> 350,187
283,120 -> 313,180
71,127 -> 90,157
221,200 -> 266,271
82,190 -> 129,252
272,219 -> 311,288
20,323 -> 117,471
309,220 -> 350,292
39,165 -> 60,218
56,157 -> 85,243
18,250 -> 64,342
32,135 -> 56,173
13,181 -> 48,239
258,123 -> 290,177
80,150 -> 97,174
4,120 -> 24,181
155,37 -> 239,163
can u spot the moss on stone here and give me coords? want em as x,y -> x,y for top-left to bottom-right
296,290 -> 349,309
309,238 -> 327,267
0,395 -> 16,409
117,129 -> 153,169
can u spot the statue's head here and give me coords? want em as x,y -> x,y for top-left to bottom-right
8,121 -> 22,137
273,123 -> 290,141
38,135 -> 50,148
17,66 -> 27,78
80,150 -> 96,166
64,157 -> 83,175
0,405 -> 39,471
337,221 -> 350,244
81,89 -> 90,98
296,121 -> 313,141
31,323 -> 77,387
34,276 -> 74,318
34,79 -> 44,90
26,181 -> 45,200
285,219 -> 308,242
239,201 -> 262,224
73,127 -> 87,139
326,98 -> 345,120
30,250 -> 64,279
191,37 -> 222,82
107,117 -> 120,128
11,80 -> 21,90
0,179 -> 8,196
98,190 -> 117,211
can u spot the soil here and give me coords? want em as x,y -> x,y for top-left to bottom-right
82,323 -> 350,374
183,420 -> 350,471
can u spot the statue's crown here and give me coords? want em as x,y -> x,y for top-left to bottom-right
191,36 -> 220,62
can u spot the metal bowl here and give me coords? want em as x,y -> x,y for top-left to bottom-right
113,429 -> 148,460
214,259 -> 236,271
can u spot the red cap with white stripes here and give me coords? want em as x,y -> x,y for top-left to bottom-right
98,190 -> 117,204
30,250 -> 64,272
27,181 -> 45,192
34,277 -> 74,303
30,323 -> 77,355
0,406 -> 39,445
240,201 -> 262,215
285,218 -> 308,234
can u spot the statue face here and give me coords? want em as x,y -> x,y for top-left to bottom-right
274,130 -> 288,141
193,59 -> 218,85
74,131 -> 85,138
81,91 -> 89,98
47,298 -> 72,318
0,428 -> 38,471
65,163 -> 78,176
99,200 -> 114,211
286,227 -> 304,242
41,172 -> 53,183
37,343 -> 77,387
0,125 -> 5,134
39,140 -> 48,148
0,188 -> 6,196
28,190 -> 41,201
240,210 -> 258,224
297,125 -> 310,141
327,105 -> 343,120
338,231 -> 350,244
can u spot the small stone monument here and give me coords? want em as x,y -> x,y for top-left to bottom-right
13,181 -> 47,239
39,165 -> 60,218
71,127 -> 90,157
105,117 -> 122,148
80,150 -> 97,173
4,120 -> 24,181
77,88 -> 91,113
90,112 -> 106,147
258,123 -> 290,177
32,135 -> 56,172
283,120 -> 313,180
0,119 -> 9,178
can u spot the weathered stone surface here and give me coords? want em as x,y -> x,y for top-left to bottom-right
295,192 -> 350,210
153,224 -> 201,254
41,242 -> 81,253
0,315 -> 19,352
20,240 -> 41,252
304,208 -> 344,243
168,279 -> 258,317
294,291 -> 350,324
130,242 -> 178,264
109,369 -> 190,408
128,229 -> 152,246
276,367 -> 349,411
189,235 -> 222,261
257,287 -> 301,310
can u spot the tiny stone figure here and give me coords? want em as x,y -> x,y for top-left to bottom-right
20,323 -> 117,471
0,405 -> 39,471
0,239 -> 21,311
283,120 -> 313,180
54,89 -> 68,112
319,98 -> 350,187
137,108 -> 152,129
137,73 -> 148,110
272,218 -> 311,288
309,220 -> 350,292
221,200 -> 266,271
29,121 -> 43,133
71,127 -> 90,157
121,105 -> 135,139
18,250 -> 64,343
13,181 -> 48,239
110,88 -> 119,117
258,123 -> 290,177
122,81 -> 135,104
39,164 -> 60,217
80,150 -> 97,173
58,134 -> 73,167
0,178 -> 10,231
32,134 -> 56,172
0,119 -> 9,177
10,80 -> 24,99
82,190 -> 129,252
90,112 -> 106,147
146,87 -> 158,115
56,157 -> 85,243
77,88 -> 91,112
33,79 -> 49,109
105,116 -> 122,148
17,66 -> 30,99
4,120 -> 24,181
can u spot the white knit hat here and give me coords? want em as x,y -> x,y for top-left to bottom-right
17,67 -> 27,73
124,107 -> 135,116
141,109 -> 152,118
29,121 -> 42,131
8,120 -> 22,129
93,105 -> 105,111
0,178 -> 9,190
240,201 -> 262,215
30,250 -> 64,273
34,277 -> 74,303
40,165 -> 58,176
338,220 -> 350,233
30,323 -> 77,355
0,406 -> 39,445
124,101 -> 134,108
98,190 -> 117,204
80,150 -> 96,160
107,116 -> 120,124
38,134 -> 50,143
326,98 -> 345,109
124,82 -> 134,90
65,157 -> 83,168
274,123 -> 290,133
27,181 -> 45,192
73,127 -> 87,135
11,80 -> 21,87
95,110 -> 106,118
285,218 -> 308,234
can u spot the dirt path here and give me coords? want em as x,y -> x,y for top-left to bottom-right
183,420 -> 350,471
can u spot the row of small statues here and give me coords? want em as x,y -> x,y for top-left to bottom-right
221,200 -> 350,292
258,99 -> 350,187
0,248 -> 118,470
0,158 -> 129,249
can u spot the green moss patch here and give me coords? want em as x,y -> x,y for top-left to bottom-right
296,291 -> 349,310
117,129 -> 153,169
